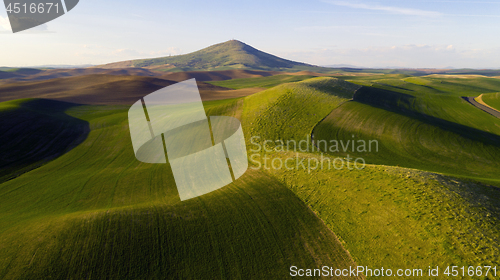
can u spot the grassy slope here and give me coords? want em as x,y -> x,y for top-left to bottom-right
315,76 -> 500,181
2,75 -> 500,279
0,96 -> 361,279
482,92 -> 500,111
238,76 -> 500,277
267,155 -> 500,274
207,75 -> 317,89
242,77 -> 360,145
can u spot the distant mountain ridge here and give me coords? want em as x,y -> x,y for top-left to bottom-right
99,40 -> 327,72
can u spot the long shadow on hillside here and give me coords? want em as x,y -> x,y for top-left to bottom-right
0,99 -> 89,183
353,86 -> 500,147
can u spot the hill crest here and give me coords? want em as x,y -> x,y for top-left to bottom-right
99,40 -> 323,72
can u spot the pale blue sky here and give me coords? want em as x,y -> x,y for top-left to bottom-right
1,0 -> 500,68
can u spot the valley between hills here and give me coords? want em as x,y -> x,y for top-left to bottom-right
1,40 -> 500,279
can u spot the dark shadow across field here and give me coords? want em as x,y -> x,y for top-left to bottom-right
0,99 -> 89,183
353,86 -> 500,146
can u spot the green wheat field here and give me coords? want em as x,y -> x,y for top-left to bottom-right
1,68 -> 500,279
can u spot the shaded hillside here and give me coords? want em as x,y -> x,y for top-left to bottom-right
0,68 -> 165,84
160,69 -> 279,81
0,68 -> 283,84
0,75 -> 174,105
0,75 -> 253,105
0,99 -> 89,183
314,75 -> 500,180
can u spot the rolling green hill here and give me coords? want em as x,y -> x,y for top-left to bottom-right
314,76 -> 500,181
2,74 -> 500,279
0,96 -> 362,279
207,74 -> 317,89
238,76 -> 500,275
268,156 -> 500,275
101,40 -> 331,73
242,77 -> 360,145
